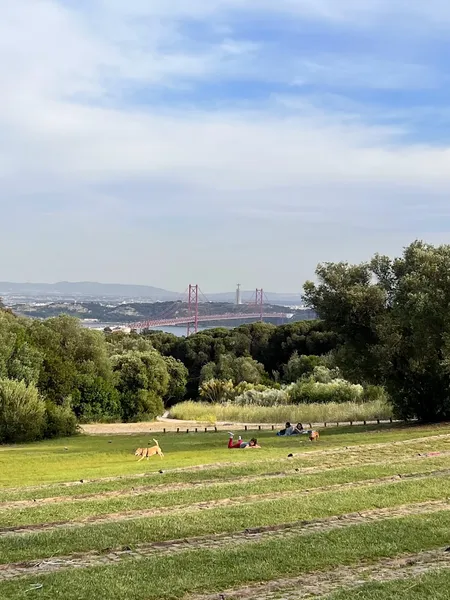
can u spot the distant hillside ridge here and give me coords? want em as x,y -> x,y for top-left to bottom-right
0,281 -> 304,305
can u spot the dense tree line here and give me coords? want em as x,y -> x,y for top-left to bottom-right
2,239 -> 448,443
0,308 -> 337,442
145,321 -> 338,399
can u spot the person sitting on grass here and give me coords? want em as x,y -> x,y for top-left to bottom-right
228,433 -> 261,449
291,423 -> 304,435
277,422 -> 295,436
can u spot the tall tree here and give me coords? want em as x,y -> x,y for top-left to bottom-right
304,241 -> 450,421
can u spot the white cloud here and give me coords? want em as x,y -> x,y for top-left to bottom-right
1,0 -> 450,290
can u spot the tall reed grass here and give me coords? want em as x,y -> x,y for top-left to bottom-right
169,400 -> 393,424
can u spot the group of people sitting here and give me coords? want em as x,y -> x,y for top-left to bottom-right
277,421 -> 308,436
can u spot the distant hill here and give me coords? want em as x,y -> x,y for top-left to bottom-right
0,281 -> 179,301
0,282 -> 303,305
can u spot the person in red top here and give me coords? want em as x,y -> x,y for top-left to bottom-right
227,433 -> 260,449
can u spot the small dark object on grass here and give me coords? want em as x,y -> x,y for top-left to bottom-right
25,583 -> 43,593
287,453 -> 294,458
108,440 -> 112,444
159,470 -> 164,474
445,547 -> 450,552
295,468 -> 299,472
80,480 -> 84,483
64,447 -> 68,451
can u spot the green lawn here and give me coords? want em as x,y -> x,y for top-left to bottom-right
1,422 -> 450,487
1,423 -> 450,599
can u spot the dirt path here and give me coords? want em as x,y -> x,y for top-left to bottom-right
80,418 -> 401,435
2,465 -> 450,512
2,432 -> 449,498
2,468 -> 450,536
191,547 -> 450,600
0,500 -> 448,583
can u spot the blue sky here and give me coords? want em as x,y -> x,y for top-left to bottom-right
2,1 -> 450,293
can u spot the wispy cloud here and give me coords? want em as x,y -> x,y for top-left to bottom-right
1,1 -> 450,290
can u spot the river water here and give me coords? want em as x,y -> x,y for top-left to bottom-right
81,323 -> 232,337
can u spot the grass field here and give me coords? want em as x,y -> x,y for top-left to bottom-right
1,423 -> 450,599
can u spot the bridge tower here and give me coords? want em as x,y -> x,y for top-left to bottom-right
255,288 -> 264,322
187,284 -> 199,336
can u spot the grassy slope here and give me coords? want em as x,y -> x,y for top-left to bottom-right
2,458 -> 450,527
1,423 -> 450,487
1,424 -> 450,599
328,570 -> 450,600
0,512 -> 450,600
1,473 -> 450,563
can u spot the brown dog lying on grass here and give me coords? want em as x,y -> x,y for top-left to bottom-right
135,439 -> 164,460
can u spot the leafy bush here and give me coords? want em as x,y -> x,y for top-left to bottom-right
286,378 -> 364,404
311,365 -> 341,383
44,400 -> 79,438
363,384 -> 388,403
200,355 -> 266,385
282,353 -> 331,383
163,356 -> 188,406
0,378 -> 46,443
120,389 -> 164,422
199,379 -> 234,404
72,376 -> 121,423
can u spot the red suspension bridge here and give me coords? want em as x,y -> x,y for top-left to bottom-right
129,285 -> 290,336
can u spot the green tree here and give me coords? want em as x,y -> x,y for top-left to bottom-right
105,331 -> 154,355
112,350 -> 169,421
282,352 -> 330,383
200,354 -> 266,385
0,311 -> 43,385
71,376 -> 121,422
0,378 -> 46,443
163,356 -> 188,406
304,240 -> 450,421
119,389 -> 164,422
30,316 -> 113,403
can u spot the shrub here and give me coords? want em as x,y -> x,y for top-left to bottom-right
72,376 -> 121,423
120,389 -> 164,422
282,353 -> 331,383
44,400 -> 79,438
199,379 -> 235,404
200,355 -> 266,385
311,365 -> 341,383
286,378 -> 364,404
363,384 -> 387,403
0,378 -> 46,443
233,388 -> 290,407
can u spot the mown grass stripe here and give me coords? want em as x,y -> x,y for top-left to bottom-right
2,431 -> 449,495
3,468 -> 450,534
1,474 -> 450,565
1,510 -> 450,600
0,500 -> 448,583
190,548 -> 450,600
3,453 -> 450,512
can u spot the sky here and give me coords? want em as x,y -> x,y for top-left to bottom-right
2,1 -> 450,293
